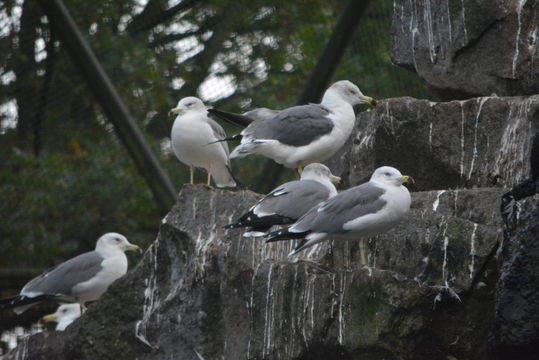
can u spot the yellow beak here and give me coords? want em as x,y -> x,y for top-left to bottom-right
330,175 -> 342,184
42,314 -> 57,323
127,244 -> 142,254
398,175 -> 415,184
360,95 -> 377,107
168,107 -> 182,116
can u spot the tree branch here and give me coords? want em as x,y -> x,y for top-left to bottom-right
127,0 -> 199,36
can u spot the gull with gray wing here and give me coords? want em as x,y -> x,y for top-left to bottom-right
0,233 -> 140,313
225,163 -> 341,237
170,97 -> 236,188
208,80 -> 376,170
266,166 -> 413,265
42,303 -> 82,331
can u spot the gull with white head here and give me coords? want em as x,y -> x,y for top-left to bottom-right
42,303 -> 82,331
169,97 -> 236,188
208,80 -> 376,171
266,166 -> 413,266
0,233 -> 140,313
226,163 -> 341,237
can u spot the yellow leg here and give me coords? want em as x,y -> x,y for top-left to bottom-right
207,171 -> 212,186
297,162 -> 303,174
359,239 -> 367,267
189,166 -> 194,184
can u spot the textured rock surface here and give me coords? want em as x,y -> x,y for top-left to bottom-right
330,96 -> 538,191
391,0 -> 539,98
489,199 -> 539,359
3,185 -> 510,360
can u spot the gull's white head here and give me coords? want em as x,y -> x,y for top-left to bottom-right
169,97 -> 206,116
95,232 -> 140,254
370,166 -> 414,187
324,80 -> 376,107
301,163 -> 341,184
42,303 -> 82,331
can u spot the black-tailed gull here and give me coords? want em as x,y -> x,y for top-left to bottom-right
208,80 -> 376,170
0,233 -> 140,313
42,303 -> 82,331
169,97 -> 236,188
266,166 -> 413,265
226,163 -> 341,237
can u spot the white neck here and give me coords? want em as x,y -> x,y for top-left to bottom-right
321,89 -> 348,108
95,245 -> 125,258
302,174 -> 338,196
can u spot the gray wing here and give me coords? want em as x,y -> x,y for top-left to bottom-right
21,251 -> 105,297
248,104 -> 334,147
255,179 -> 331,219
207,118 -> 230,158
291,182 -> 387,234
244,108 -> 280,122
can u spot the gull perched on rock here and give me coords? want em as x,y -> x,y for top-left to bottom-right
0,233 -> 140,313
42,303 -> 82,331
266,166 -> 413,265
208,80 -> 376,170
170,97 -> 236,188
226,163 -> 341,237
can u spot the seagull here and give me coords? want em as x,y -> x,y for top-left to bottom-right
169,97 -> 236,188
42,303 -> 82,331
225,163 -> 341,237
0,233 -> 140,313
208,80 -> 376,170
265,166 -> 413,266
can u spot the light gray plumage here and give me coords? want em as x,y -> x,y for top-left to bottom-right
226,163 -> 340,237
0,233 -> 140,313
22,252 -> 106,299
290,182 -> 387,235
243,105 -> 333,147
266,166 -> 413,260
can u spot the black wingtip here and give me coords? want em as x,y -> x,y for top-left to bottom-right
208,108 -> 254,128
0,294 -> 57,311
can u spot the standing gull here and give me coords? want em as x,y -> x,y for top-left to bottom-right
42,303 -> 82,331
170,97 -> 236,188
266,166 -> 413,265
208,80 -> 376,170
0,233 -> 140,313
226,163 -> 341,237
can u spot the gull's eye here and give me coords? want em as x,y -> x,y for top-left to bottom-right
385,172 -> 391,176
115,238 -> 121,243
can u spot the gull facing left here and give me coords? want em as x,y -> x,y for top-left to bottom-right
170,97 -> 236,188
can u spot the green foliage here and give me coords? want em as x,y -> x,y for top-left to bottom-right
0,0 -> 431,270
0,135 -> 158,267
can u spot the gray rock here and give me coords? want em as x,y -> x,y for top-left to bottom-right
490,196 -> 539,359
3,185 -> 509,360
333,96 -> 538,191
391,0 -> 539,98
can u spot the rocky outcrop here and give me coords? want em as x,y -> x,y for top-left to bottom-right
391,0 -> 539,99
4,182 -> 530,360
331,96 -> 538,191
490,198 -> 539,359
